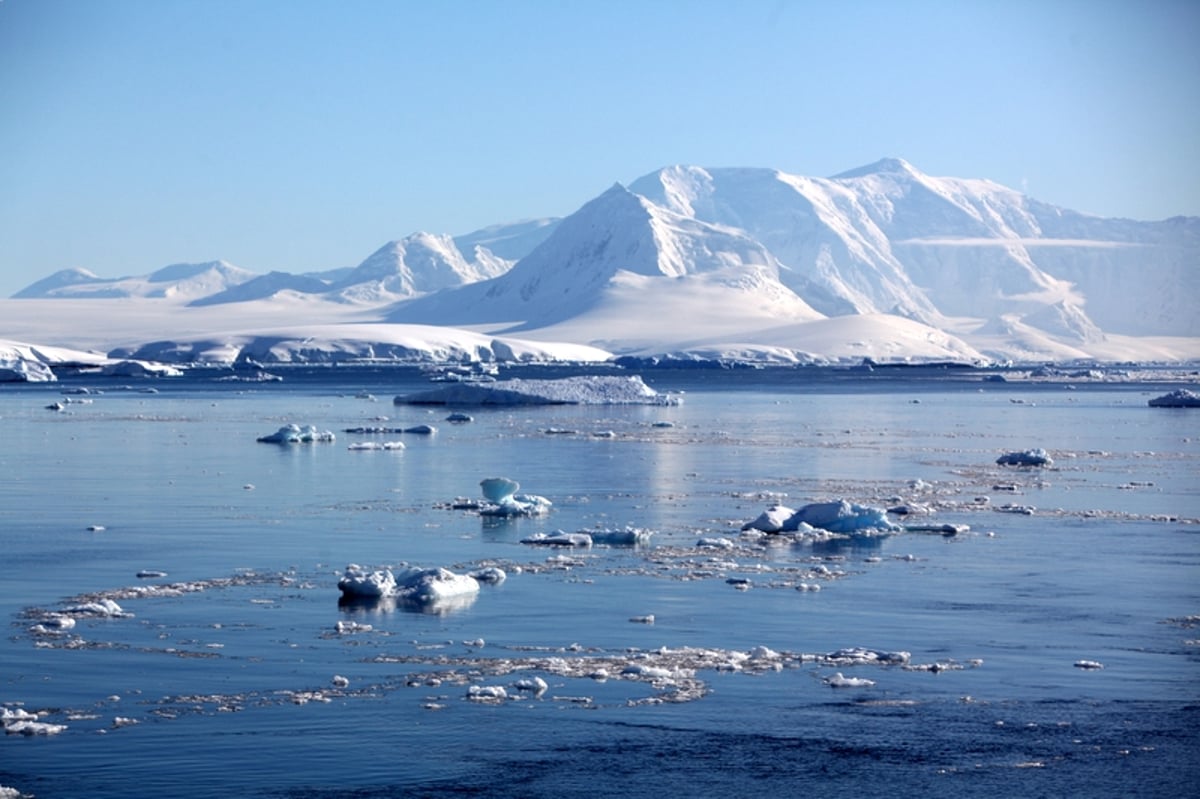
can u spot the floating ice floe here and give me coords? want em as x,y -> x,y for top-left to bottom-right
1074,659 -> 1105,670
2,707 -> 66,736
996,448 -> 1053,467
337,564 -> 481,607
256,424 -> 336,444
396,375 -> 681,406
60,598 -> 129,617
588,527 -> 654,546
742,501 -> 901,536
741,504 -> 796,533
1148,389 -> 1200,408
824,672 -> 876,688
478,477 -> 552,517
521,531 -> 593,547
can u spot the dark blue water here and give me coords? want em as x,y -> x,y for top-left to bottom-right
2,367 -> 1198,797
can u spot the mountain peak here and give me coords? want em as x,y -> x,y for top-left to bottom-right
832,157 -> 921,180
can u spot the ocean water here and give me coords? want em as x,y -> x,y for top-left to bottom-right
1,366 -> 1198,798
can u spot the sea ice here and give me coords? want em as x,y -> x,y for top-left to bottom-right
61,598 -> 129,617
396,375 -> 681,406
256,424 -> 336,444
2,707 -> 66,736
996,448 -> 1053,467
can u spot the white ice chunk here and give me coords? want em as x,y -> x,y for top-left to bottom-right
257,424 -> 336,444
466,685 -> 508,702
61,598 -> 128,617
480,477 -> 521,503
468,566 -> 507,584
589,527 -> 654,545
520,531 -> 593,547
337,565 -> 397,599
741,505 -> 797,533
825,672 -> 876,688
996,448 -> 1053,467
784,501 -> 902,534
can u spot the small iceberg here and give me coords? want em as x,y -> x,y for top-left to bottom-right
257,424 -> 336,444
478,477 -> 552,517
337,564 -> 480,607
588,527 -> 654,546
996,448 -> 1053,467
785,501 -> 901,534
521,531 -> 593,547
396,375 -> 680,406
741,505 -> 797,533
1148,389 -> 1200,408
824,672 -> 876,688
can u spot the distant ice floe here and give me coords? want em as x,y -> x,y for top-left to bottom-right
996,448 -> 1054,467
2,706 -> 67,736
395,375 -> 681,406
741,500 -> 902,536
256,424 -> 336,444
478,477 -> 552,517
1148,389 -> 1200,408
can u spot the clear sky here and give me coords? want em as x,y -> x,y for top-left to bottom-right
1,0 -> 1197,297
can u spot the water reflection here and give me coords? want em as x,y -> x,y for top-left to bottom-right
337,592 -> 478,616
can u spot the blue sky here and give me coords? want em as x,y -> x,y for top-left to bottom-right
1,0 -> 1196,297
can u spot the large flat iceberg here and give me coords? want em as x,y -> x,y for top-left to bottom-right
395,375 -> 680,406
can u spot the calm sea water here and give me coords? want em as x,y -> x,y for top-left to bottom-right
2,366 -> 1198,797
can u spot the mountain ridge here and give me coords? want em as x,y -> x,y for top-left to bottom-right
8,159 -> 1199,364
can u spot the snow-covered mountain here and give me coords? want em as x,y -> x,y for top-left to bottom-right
331,232 -> 509,303
14,261 -> 257,302
6,159 -> 1198,367
627,158 -> 1197,338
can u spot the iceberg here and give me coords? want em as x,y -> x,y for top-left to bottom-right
396,375 -> 680,406
996,448 -> 1053,467
478,477 -> 552,517
783,501 -> 901,534
588,527 -> 654,545
1148,389 -> 1200,408
741,505 -> 797,533
256,424 -> 336,444
520,531 -> 593,547
337,564 -> 480,606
